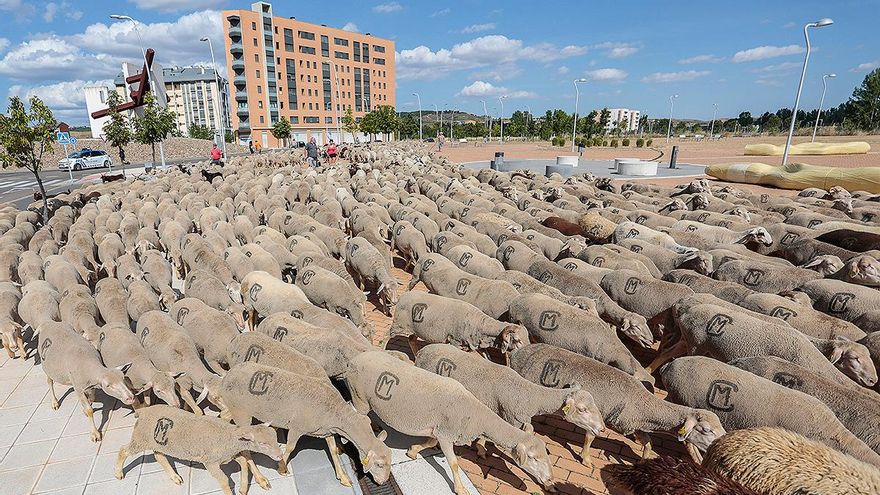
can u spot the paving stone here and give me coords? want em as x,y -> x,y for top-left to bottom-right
49,432 -> 100,462
0,404 -> 37,427
33,486 -> 85,495
88,452 -> 137,483
95,426 -> 133,454
0,464 -> 42,495
392,453 -> 479,495
291,465 -> 356,495
136,469 -> 190,495
83,478 -> 138,495
33,456 -> 93,493
0,438 -> 55,471
0,424 -> 23,449
17,418 -> 66,444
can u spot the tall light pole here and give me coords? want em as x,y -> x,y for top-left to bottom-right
783,18 -> 834,166
525,105 -> 532,141
570,78 -> 588,151
111,14 -> 166,167
324,60 -> 342,142
481,100 -> 491,140
448,105 -> 453,140
709,103 -> 718,138
412,92 -> 422,141
812,73 -> 836,142
432,103 -> 439,139
200,36 -> 226,157
498,95 -> 508,143
666,94 -> 679,144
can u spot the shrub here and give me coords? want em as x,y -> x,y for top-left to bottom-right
636,138 -> 645,147
594,138 -> 603,147
622,138 -> 630,146
602,140 -> 609,147
551,137 -> 558,146
646,138 -> 653,146
558,137 -> 566,147
585,138 -> 592,147
611,139 -> 619,148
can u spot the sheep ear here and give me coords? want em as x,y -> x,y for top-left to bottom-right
376,430 -> 388,442
828,342 -> 846,363
195,387 -> 210,404
135,382 -> 153,394
238,432 -> 255,442
116,362 -> 133,374
513,443 -> 528,464
678,415 -> 698,441
172,372 -> 187,379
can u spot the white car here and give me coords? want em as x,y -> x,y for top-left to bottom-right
58,149 -> 112,171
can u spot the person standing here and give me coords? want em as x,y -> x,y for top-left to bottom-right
248,140 -> 255,154
305,137 -> 319,167
326,139 -> 337,164
255,140 -> 262,154
438,132 -> 445,152
210,144 -> 223,166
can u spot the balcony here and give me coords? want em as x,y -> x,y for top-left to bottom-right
235,92 -> 248,102
231,59 -> 245,71
228,26 -> 242,38
229,44 -> 243,56
237,107 -> 249,117
233,75 -> 247,86
227,15 -> 240,22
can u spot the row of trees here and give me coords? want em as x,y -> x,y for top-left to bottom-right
271,105 -> 401,144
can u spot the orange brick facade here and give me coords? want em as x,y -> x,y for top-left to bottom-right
223,2 -> 396,148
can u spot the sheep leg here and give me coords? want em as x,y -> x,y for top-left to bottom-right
2,338 -> 14,358
154,452 -> 183,484
326,436 -> 353,487
15,334 -> 26,359
115,444 -> 136,479
685,442 -> 703,464
207,359 -> 226,375
406,437 -> 438,460
646,339 -> 688,373
581,433 -> 594,467
205,462 -> 234,495
234,454 -> 251,495
408,335 -> 420,357
248,309 -> 257,332
47,377 -> 60,409
77,388 -> 101,442
474,437 -> 487,458
242,451 -> 270,490
437,438 -> 468,495
634,431 -> 656,460
278,431 -> 303,475
179,387 -> 204,415
144,393 -> 152,406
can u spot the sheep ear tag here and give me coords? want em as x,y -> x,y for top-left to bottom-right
677,426 -> 689,441
562,404 -> 571,414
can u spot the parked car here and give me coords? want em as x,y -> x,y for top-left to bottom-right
58,149 -> 112,171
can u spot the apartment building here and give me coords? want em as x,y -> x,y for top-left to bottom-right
604,108 -> 641,133
223,2 -> 396,147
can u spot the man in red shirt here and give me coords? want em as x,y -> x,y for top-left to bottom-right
210,144 -> 223,166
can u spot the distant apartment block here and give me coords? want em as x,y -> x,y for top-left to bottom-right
223,2 -> 396,147
605,108 -> 641,133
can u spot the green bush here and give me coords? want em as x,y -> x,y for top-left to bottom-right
585,138 -> 592,147
636,138 -> 645,147
550,137 -> 558,146
622,138 -> 630,146
558,137 -> 566,147
646,138 -> 653,146
602,139 -> 609,147
611,139 -> 619,148
594,138 -> 603,147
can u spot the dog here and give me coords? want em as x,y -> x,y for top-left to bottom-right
201,169 -> 223,182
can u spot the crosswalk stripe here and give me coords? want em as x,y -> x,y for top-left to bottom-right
6,180 -> 32,188
41,179 -> 64,187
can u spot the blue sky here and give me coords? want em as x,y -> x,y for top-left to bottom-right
0,0 -> 877,124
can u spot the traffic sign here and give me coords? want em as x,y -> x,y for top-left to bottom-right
56,131 -> 70,144
69,137 -> 78,145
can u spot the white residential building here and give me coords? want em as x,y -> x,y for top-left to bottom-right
82,85 -> 113,138
604,108 -> 640,133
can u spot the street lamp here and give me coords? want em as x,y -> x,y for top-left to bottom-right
498,95 -> 508,143
481,100 -> 491,140
432,103 -> 439,139
666,94 -> 679,144
812,73 -> 836,142
111,14 -> 166,167
525,105 -> 532,140
323,59 -> 342,143
200,36 -> 226,157
571,78 -> 587,152
783,18 -> 834,166
412,92 -> 422,141
709,103 -> 718,138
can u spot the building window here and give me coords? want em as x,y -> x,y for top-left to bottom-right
253,38 -> 258,46
256,69 -> 261,78
353,41 -> 360,62
325,116 -> 332,124
290,116 -> 299,124
374,58 -> 385,65
373,45 -> 385,53
334,51 -> 349,60
257,86 -> 262,94
251,22 -> 256,30
334,37 -> 348,46
321,35 -> 330,57
304,116 -> 319,124
298,30 -> 315,40
258,101 -> 263,108
283,28 -> 294,51
254,54 -> 259,62
259,115 -> 264,123
274,26 -> 278,34
362,44 -> 369,63
299,46 -> 316,55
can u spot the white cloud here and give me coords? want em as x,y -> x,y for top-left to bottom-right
0,36 -> 118,80
0,0 -> 21,10
373,2 -> 402,13
641,70 -> 711,83
8,79 -> 113,121
43,2 -> 57,22
462,23 -> 496,34
752,61 -> 800,73
594,42 -> 639,59
732,44 -> 805,63
678,54 -> 723,64
557,65 -> 569,75
431,8 -> 450,17
126,0 -> 226,12
584,68 -> 627,82
342,22 -> 359,32
783,21 -> 797,29
457,80 -> 534,98
0,38 -> 9,54
470,63 -> 522,82
850,61 -> 879,73
44,1 -> 81,22
755,78 -> 784,87
396,35 -> 586,80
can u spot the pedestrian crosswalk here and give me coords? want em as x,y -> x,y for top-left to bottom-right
0,178 -> 75,194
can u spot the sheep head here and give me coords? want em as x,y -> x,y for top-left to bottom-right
689,193 -> 711,211
801,255 -> 844,276
148,370 -> 183,409
499,324 -> 529,353
357,419 -> 392,485
679,251 -> 713,276
831,198 -> 854,214
779,290 -> 812,306
840,255 -> 880,287
724,207 -> 752,222
561,385 -> 605,436
512,435 -> 554,491
737,227 -> 773,247
239,425 -> 284,462
659,198 -> 687,213
377,279 -> 400,310
827,336 -> 878,387
678,409 -> 726,461
99,363 -> 136,408
618,314 -> 654,349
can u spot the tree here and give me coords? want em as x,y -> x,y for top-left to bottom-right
846,68 -> 880,130
738,111 -> 753,128
342,107 -> 358,142
359,111 -> 379,140
374,105 -> 398,139
188,123 -> 213,140
132,93 -> 177,165
102,91 -> 132,170
764,114 -> 783,133
398,114 -> 419,140
271,117 -> 291,147
598,108 -> 611,135
0,96 -> 56,222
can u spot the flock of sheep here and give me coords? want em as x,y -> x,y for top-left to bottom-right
0,142 -> 879,495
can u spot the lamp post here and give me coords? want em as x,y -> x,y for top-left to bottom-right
412,92 -> 422,141
666,94 -> 679,144
709,103 -> 718,138
432,103 -> 439,139
525,105 -> 531,140
481,100 -> 491,140
200,36 -> 226,157
111,14 -> 166,168
783,18 -> 833,166
498,95 -> 507,143
571,78 -> 587,152
812,73 -> 836,142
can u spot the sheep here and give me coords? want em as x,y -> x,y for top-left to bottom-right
345,350 -> 556,494
0,283 -> 24,358
738,292 -> 866,341
36,321 -> 135,441
600,456 -> 761,495
712,258 -> 820,293
135,311 -> 224,413
389,291 -> 528,357
525,258 -> 654,346
0,244 -> 21,282
115,405 -> 282,495
416,343 -> 605,462
444,243 -> 505,279
494,269 -> 599,314
296,252 -> 358,290
407,254 -> 519,319
95,323 -> 184,410
344,236 -> 399,315
295,264 -> 370,332
185,269 -> 247,329
43,254 -> 88,292
431,231 -> 476,256
94,277 -> 130,327
495,239 -> 545,272
58,284 -> 102,343
795,278 -> 880,323
668,221 -> 773,249
510,344 -> 726,464
731,356 -> 880,453
115,253 -> 144,289
140,249 -> 178,308
663,269 -> 756,304
660,356 -> 880,467
828,255 -> 880,287
704,426 -> 880,495
17,250 -> 43,285
598,268 -> 695,340
508,293 -> 653,384
126,279 -> 162,322
18,280 -> 60,330
239,270 -> 308,326
391,220 -> 429,270
575,244 -> 662,278
169,298 -> 241,374
218,362 -> 392,486
613,221 -> 697,254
